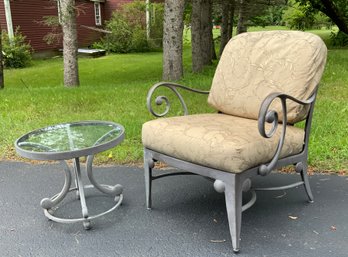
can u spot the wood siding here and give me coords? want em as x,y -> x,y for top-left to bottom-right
5,0 -> 61,51
0,0 -> 109,51
0,2 -> 6,31
0,0 -> 156,52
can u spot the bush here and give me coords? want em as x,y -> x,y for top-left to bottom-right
330,30 -> 348,47
99,14 -> 133,53
282,4 -> 314,30
2,28 -> 32,68
93,0 -> 163,53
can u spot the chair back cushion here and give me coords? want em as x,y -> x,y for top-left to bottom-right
208,30 -> 327,123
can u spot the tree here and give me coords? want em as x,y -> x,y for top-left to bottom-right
237,0 -> 248,34
219,0 -> 235,56
299,0 -> 348,34
191,0 -> 215,73
191,0 -> 204,72
60,0 -> 79,87
162,0 -> 185,80
201,0 -> 214,65
0,26 -> 3,89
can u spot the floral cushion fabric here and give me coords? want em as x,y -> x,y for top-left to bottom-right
208,30 -> 327,124
142,114 -> 305,173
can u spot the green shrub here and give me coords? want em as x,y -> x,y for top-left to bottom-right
93,0 -> 163,53
99,13 -> 133,53
2,28 -> 32,68
330,30 -> 348,47
131,26 -> 150,52
282,3 -> 314,30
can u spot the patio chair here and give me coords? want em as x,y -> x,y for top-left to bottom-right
142,31 -> 327,252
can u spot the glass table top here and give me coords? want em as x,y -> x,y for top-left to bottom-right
15,121 -> 125,160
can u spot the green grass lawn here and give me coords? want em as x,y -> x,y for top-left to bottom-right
1,27 -> 347,172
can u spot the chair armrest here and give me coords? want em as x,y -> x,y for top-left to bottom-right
257,89 -> 318,176
146,82 -> 210,117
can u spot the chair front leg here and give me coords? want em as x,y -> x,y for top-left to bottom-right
216,175 -> 243,253
144,149 -> 155,209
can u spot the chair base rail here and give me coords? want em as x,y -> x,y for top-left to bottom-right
152,171 -> 197,180
254,181 -> 305,191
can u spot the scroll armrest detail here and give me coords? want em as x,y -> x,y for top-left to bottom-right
258,90 -> 317,176
146,82 -> 210,117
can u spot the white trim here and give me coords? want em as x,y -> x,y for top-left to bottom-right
94,2 -> 102,26
3,0 -> 14,40
146,0 -> 150,40
57,0 -> 62,24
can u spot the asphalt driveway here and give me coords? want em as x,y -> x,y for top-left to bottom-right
0,162 -> 347,257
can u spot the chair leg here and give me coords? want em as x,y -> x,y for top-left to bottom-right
144,150 -> 154,209
298,162 -> 314,203
223,176 -> 243,253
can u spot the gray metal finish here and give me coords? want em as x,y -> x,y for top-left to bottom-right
146,81 -> 209,117
144,82 -> 318,252
14,121 -> 125,229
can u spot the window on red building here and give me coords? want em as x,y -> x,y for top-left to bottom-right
94,2 -> 102,26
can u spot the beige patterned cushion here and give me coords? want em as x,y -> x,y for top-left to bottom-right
142,114 -> 304,173
208,30 -> 327,124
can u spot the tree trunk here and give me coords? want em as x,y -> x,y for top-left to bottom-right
220,0 -> 230,57
227,1 -> 235,40
191,0 -> 203,73
237,0 -> 248,34
201,0 -> 213,66
0,27 -> 3,89
211,36 -> 217,60
162,0 -> 185,81
61,0 -> 79,87
310,0 -> 348,35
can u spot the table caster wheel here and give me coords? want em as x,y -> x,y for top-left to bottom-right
83,220 -> 91,230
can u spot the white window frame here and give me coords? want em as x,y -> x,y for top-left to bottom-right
94,2 -> 102,26
57,0 -> 62,24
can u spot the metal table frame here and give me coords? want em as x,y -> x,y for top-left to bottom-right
15,121 -> 125,229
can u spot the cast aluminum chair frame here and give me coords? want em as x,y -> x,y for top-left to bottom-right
143,31 -> 327,252
144,82 -> 317,252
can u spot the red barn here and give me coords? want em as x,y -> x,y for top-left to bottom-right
0,0 -> 132,53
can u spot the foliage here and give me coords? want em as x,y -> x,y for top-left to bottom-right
147,2 -> 164,48
282,1 -> 315,30
94,14 -> 133,53
330,29 -> 348,46
41,15 -> 62,45
296,0 -> 348,35
94,0 -> 164,53
249,5 -> 287,27
1,28 -> 32,68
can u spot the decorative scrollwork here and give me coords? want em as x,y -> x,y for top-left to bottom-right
146,82 -> 210,117
258,89 -> 318,176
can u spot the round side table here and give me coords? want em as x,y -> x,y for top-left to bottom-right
15,120 -> 125,229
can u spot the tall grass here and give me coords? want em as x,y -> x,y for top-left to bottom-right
0,28 -> 347,172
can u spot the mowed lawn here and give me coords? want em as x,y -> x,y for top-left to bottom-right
0,27 -> 347,172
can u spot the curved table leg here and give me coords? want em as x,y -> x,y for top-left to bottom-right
73,158 -> 91,230
41,156 -> 123,229
40,161 -> 72,210
86,155 -> 123,199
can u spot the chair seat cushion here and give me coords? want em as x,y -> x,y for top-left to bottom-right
142,113 -> 305,173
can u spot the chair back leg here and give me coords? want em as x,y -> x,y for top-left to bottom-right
296,162 -> 314,203
144,149 -> 154,209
